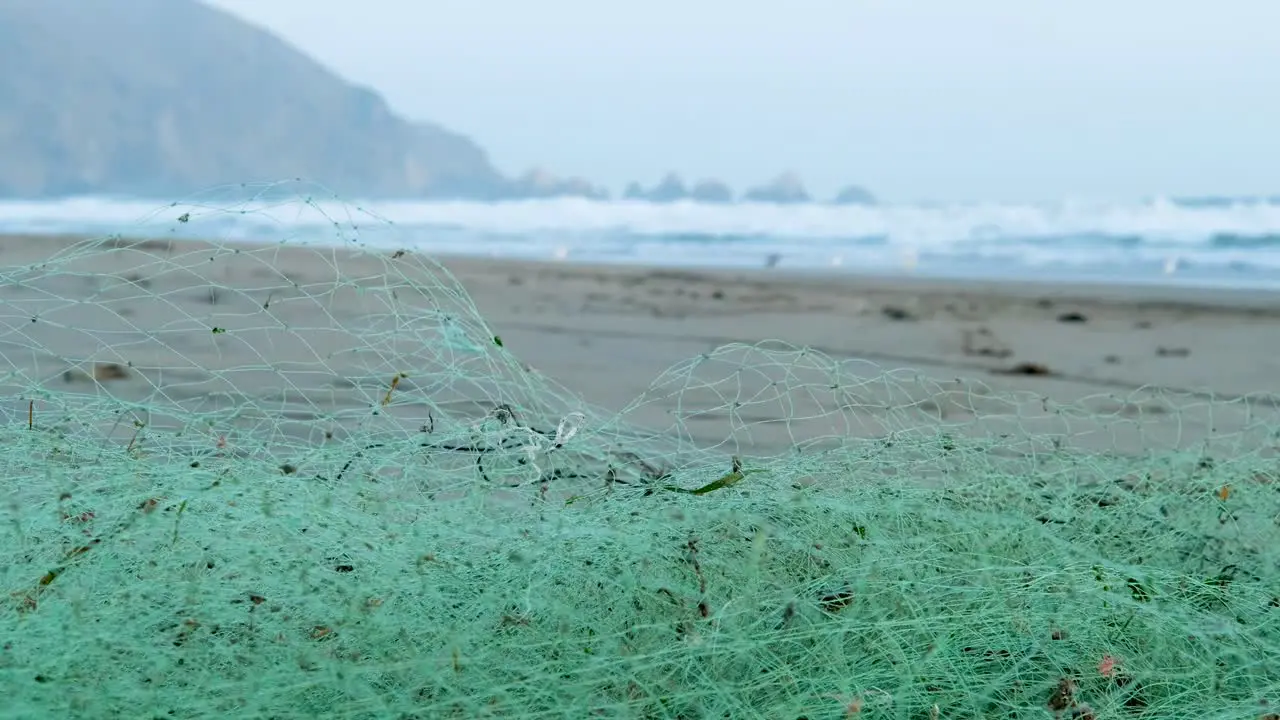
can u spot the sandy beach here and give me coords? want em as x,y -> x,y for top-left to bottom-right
2,232 -> 1279,465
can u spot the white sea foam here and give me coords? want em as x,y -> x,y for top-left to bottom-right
2,192 -> 1280,286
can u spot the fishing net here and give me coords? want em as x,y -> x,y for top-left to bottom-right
1,186 -> 1278,719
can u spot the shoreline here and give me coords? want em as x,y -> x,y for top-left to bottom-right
428,253 -> 1280,314
5,190 -> 1280,294
9,231 -> 1280,311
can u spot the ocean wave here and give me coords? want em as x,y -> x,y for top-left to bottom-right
2,191 -> 1280,286
3,192 -> 1280,247
1209,232 -> 1280,249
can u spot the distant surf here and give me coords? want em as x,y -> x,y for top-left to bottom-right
2,190 -> 1280,289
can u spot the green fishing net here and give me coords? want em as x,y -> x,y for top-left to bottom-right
1,189 -> 1278,719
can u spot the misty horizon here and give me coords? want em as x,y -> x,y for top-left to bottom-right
204,0 -> 1280,204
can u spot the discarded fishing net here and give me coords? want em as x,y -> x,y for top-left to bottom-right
1,187 -> 1278,719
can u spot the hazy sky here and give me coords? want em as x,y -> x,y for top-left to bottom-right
206,0 -> 1279,203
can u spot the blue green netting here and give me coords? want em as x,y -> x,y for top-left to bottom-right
1,187 -> 1279,719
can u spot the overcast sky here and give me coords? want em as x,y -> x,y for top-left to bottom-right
205,0 -> 1279,203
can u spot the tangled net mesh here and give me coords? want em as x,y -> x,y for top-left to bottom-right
1,186 -> 1278,719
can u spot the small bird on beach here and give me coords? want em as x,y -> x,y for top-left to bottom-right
901,247 -> 919,272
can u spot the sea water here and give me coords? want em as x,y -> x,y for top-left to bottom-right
2,192 -> 1280,290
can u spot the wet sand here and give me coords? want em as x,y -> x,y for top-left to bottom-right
1,232 -> 1278,465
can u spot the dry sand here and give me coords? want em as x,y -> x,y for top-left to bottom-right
1,232 -> 1278,465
